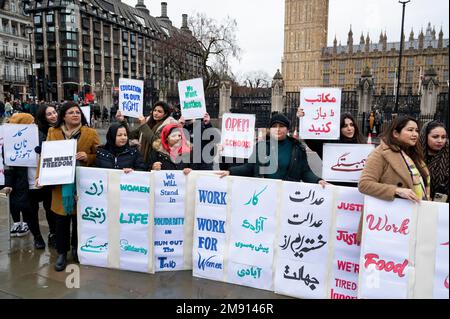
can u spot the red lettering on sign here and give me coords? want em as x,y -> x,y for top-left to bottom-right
336,230 -> 361,246
334,278 -> 358,291
336,202 -> 364,212
364,253 -> 409,278
366,214 -> 410,235
225,118 -> 250,132
330,289 -> 357,299
337,260 -> 360,273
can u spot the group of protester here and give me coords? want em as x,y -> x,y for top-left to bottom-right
1,100 -> 448,273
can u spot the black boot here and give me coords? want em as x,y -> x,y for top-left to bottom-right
47,233 -> 56,249
34,235 -> 46,250
72,247 -> 79,263
55,253 -> 67,272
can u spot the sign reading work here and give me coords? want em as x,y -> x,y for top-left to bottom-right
299,88 -> 341,140
38,139 -> 77,186
119,78 -> 144,119
178,78 -> 207,120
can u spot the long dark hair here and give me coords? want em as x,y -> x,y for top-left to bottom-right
35,104 -> 57,134
381,116 -> 428,186
147,101 -> 171,129
55,101 -> 88,128
340,113 -> 365,143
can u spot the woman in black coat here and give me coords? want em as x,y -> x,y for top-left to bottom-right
95,123 -> 147,172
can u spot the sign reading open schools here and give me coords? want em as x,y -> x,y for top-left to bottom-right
119,78 -> 144,119
178,78 -> 206,120
38,139 -> 77,186
221,113 -> 256,159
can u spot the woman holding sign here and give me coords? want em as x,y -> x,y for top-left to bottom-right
420,121 -> 448,202
218,113 -> 328,187
46,101 -> 100,271
149,123 -> 192,175
116,101 -> 177,164
95,122 -> 147,172
359,115 -> 430,202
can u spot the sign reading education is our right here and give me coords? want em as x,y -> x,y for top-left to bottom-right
178,78 -> 207,120
119,78 -> 144,119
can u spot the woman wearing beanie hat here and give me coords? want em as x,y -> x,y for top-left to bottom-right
218,112 -> 328,188
115,101 -> 178,164
148,123 -> 192,174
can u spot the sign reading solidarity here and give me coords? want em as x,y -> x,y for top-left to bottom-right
119,78 -> 144,119
220,113 -> 256,159
3,124 -> 39,167
38,140 -> 77,186
322,144 -> 375,182
178,78 -> 207,120
299,88 -> 341,140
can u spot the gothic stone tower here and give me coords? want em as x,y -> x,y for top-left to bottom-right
283,0 -> 329,92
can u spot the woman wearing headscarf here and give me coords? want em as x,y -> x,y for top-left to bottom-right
95,122 -> 147,172
148,123 -> 192,175
116,101 -> 177,164
46,101 -> 100,271
420,121 -> 448,202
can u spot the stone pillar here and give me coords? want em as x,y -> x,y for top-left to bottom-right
271,69 -> 284,113
102,74 -> 113,110
219,80 -> 232,118
357,67 -> 374,113
420,68 -> 440,114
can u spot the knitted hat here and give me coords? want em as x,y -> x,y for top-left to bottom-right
269,113 -> 290,129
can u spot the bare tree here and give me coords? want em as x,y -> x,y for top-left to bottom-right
188,13 -> 241,91
239,70 -> 272,88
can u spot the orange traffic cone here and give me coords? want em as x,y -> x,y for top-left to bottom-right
367,132 -> 372,144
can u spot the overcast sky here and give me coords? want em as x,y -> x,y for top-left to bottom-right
123,0 -> 449,77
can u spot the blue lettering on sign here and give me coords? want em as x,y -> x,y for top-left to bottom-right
158,256 -> 176,269
198,190 -> 227,205
198,236 -> 218,251
197,253 -> 223,271
197,218 -> 225,233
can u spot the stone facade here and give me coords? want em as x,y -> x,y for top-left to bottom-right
0,0 -> 32,102
283,0 -> 449,95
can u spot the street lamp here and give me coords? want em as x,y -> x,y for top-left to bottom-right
394,0 -> 411,114
24,24 -> 35,104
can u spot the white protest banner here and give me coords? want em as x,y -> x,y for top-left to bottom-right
119,172 -> 153,273
38,140 -> 77,186
299,88 -> 341,140
274,182 -> 335,299
78,168 -> 109,268
330,187 -> 364,299
0,126 -> 4,185
220,113 -> 256,159
119,78 -> 144,119
193,174 -> 228,281
154,171 -> 188,271
358,196 -> 414,299
178,78 -> 207,120
432,204 -> 449,299
228,177 -> 280,291
80,106 -> 91,126
322,144 -> 375,182
3,124 -> 39,167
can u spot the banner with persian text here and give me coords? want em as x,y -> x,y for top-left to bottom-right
3,124 -> 39,167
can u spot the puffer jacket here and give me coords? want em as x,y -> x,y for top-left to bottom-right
95,145 -> 147,171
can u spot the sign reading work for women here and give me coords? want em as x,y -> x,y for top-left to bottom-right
38,140 -> 77,186
178,78 -> 207,120
322,144 -> 375,182
153,171 -> 188,271
220,113 -> 256,159
275,182 -> 334,299
193,175 -> 228,281
3,124 -> 39,167
299,88 -> 341,140
119,78 -> 144,118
